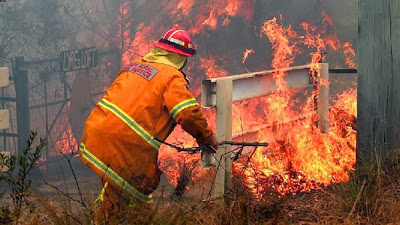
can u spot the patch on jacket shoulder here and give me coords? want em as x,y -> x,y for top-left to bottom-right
123,62 -> 159,81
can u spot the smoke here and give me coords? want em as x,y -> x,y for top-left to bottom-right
119,0 -> 357,76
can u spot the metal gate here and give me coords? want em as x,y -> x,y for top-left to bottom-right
0,48 -> 120,167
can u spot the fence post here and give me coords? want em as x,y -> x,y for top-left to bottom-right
317,63 -> 329,133
14,56 -> 30,155
213,79 -> 233,201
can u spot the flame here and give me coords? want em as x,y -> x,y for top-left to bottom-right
322,11 -> 335,28
262,16 -> 299,90
232,15 -> 357,198
235,89 -> 357,197
242,49 -> 255,63
186,0 -> 254,34
202,6 -> 218,30
117,1 -> 155,67
120,23 -> 154,67
52,104 -> 78,157
55,127 -> 78,156
342,42 -> 356,68
170,0 -> 195,17
199,57 -> 229,79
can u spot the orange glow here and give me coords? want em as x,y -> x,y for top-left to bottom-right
322,11 -> 335,28
202,7 -> 218,30
53,105 -> 78,157
121,23 -> 154,67
170,0 -> 195,17
55,127 -> 77,156
187,0 -> 255,34
343,42 -> 356,68
242,49 -> 255,63
199,57 -> 229,78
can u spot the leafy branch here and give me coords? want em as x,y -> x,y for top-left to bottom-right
0,131 -> 45,224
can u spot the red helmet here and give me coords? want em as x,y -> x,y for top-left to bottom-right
154,28 -> 196,57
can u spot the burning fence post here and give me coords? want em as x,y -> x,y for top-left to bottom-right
317,63 -> 329,133
201,63 -> 330,200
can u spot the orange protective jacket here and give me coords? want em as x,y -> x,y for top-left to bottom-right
80,59 -> 213,203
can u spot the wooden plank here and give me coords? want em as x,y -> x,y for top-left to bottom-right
357,0 -> 400,166
213,79 -> 232,200
317,63 -> 329,133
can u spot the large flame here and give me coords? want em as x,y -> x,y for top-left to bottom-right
232,15 -> 357,197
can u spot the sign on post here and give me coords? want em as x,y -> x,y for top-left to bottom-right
0,67 -> 10,129
0,67 -> 9,87
59,47 -> 98,72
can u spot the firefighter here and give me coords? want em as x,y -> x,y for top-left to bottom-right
79,28 -> 217,223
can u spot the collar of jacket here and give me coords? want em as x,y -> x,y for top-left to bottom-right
142,47 -> 187,70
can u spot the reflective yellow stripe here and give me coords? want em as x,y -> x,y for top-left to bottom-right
80,143 -> 153,204
169,98 -> 199,119
169,37 -> 185,46
98,98 -> 161,150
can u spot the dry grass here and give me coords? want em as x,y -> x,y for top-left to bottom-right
2,151 -> 400,225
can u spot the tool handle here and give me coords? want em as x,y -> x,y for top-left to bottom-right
219,141 -> 269,147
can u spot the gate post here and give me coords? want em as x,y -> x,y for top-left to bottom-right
14,56 -> 30,155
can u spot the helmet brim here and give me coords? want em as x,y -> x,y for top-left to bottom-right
154,42 -> 195,57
